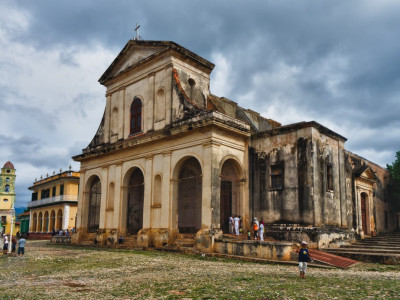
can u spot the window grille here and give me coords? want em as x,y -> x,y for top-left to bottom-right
88,179 -> 101,233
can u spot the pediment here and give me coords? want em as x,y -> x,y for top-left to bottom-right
114,48 -> 160,75
99,41 -> 169,84
357,166 -> 377,181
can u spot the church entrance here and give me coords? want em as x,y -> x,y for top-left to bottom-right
220,159 -> 239,234
127,168 -> 144,234
178,157 -> 202,233
88,177 -> 101,233
361,192 -> 368,234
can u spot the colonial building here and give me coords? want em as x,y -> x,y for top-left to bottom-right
72,40 -> 393,249
0,161 -> 16,235
27,169 -> 80,238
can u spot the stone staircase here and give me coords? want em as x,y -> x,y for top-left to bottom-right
325,232 -> 400,264
171,234 -> 198,254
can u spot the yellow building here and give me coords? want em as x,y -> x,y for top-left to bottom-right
27,169 -> 80,238
0,161 -> 16,235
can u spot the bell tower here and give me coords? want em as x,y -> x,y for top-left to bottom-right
0,161 -> 16,235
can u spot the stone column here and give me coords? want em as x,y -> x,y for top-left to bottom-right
202,141 -> 221,229
76,171 -> 85,230
161,151 -> 171,228
63,204 -> 70,230
99,167 -> 108,229
143,156 -> 153,229
113,164 -> 122,230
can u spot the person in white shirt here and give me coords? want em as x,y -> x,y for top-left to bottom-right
228,215 -> 234,234
233,215 -> 240,235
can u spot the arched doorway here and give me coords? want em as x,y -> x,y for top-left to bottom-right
50,210 -> 55,232
127,168 -> 144,234
178,157 -> 202,233
44,211 -> 49,232
220,159 -> 240,233
56,209 -> 63,231
32,213 -> 37,231
361,192 -> 368,234
88,177 -> 101,233
38,212 -> 43,232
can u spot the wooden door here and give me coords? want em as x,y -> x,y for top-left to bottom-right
361,193 -> 367,233
220,181 -> 232,233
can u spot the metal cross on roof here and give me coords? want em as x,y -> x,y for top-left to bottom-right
134,23 -> 142,40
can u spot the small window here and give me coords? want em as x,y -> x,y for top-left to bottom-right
52,187 -> 56,197
5,185 -> 10,192
32,192 -> 38,201
60,184 -> 64,196
5,177 -> 10,183
3,199 -> 8,202
270,163 -> 284,190
130,98 -> 142,135
41,188 -> 50,199
327,164 -> 333,191
1,216 -> 6,223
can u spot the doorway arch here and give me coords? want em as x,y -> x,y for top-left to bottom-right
361,192 -> 368,234
220,159 -> 241,233
177,157 -> 202,233
87,176 -> 101,233
126,168 -> 144,234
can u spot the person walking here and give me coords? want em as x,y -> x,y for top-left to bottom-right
18,236 -> 26,257
228,215 -> 234,234
298,241 -> 313,279
12,236 -> 17,252
233,215 -> 240,235
3,236 -> 8,254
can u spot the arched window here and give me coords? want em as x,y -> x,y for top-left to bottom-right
130,98 -> 142,134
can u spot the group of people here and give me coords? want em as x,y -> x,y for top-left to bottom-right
228,216 -> 266,241
2,235 -> 26,257
228,215 -> 242,235
251,217 -> 265,241
52,228 -> 76,237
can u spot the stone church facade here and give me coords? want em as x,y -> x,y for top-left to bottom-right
72,40 -> 393,249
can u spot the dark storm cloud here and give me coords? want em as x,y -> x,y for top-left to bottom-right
0,134 -> 67,169
2,1 -> 400,207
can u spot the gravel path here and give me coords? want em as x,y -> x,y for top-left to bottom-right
0,240 -> 399,299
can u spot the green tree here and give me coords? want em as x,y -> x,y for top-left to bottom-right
387,151 -> 400,212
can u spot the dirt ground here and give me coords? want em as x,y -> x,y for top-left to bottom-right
0,240 -> 399,299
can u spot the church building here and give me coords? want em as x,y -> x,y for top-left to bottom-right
72,40 -> 393,249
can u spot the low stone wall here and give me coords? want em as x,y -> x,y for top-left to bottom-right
264,225 -> 355,249
214,239 -> 293,261
51,236 -> 71,244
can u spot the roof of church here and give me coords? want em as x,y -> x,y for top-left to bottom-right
99,40 -> 215,85
3,161 -> 14,169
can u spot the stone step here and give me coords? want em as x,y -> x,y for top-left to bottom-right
341,245 -> 400,251
324,250 -> 400,264
173,239 -> 195,248
351,240 -> 400,245
328,248 -> 400,254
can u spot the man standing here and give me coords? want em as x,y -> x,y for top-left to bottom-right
18,236 -> 26,257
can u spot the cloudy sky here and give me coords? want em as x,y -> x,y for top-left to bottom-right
1,0 -> 399,207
